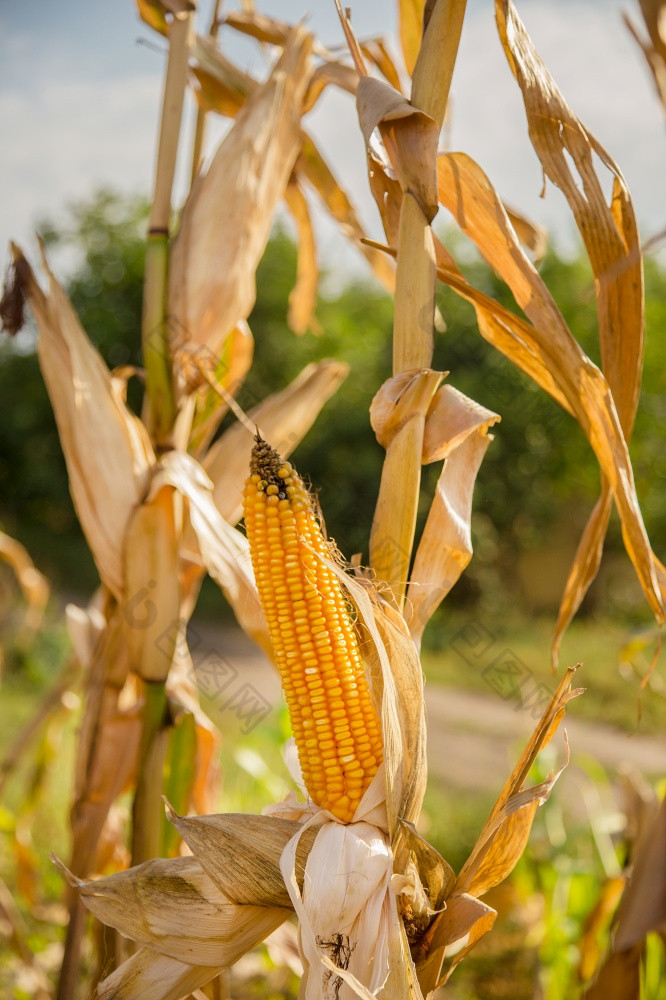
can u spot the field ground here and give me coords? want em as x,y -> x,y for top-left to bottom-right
1,609 -> 665,998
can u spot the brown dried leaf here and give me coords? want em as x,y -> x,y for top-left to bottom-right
435,152 -> 665,628
223,10 -> 292,45
188,319 -> 255,458
357,76 -> 439,222
122,484 -> 181,682
204,359 -> 348,525
58,854 -> 290,967
165,807 -> 317,907
284,179 -> 321,335
155,452 -> 269,655
579,875 -> 626,982
455,670 -> 577,898
168,27 -> 313,360
583,942 -> 643,1000
495,0 -> 647,658
614,794 -> 666,949
97,946 -> 221,1000
416,893 -> 496,992
302,61 -> 359,113
369,370 -> 444,604
297,134 -> 395,293
398,0 -> 426,76
5,247 -> 154,600
360,38 -> 403,92
503,203 -> 548,263
0,531 -> 49,632
190,65 -> 246,117
624,2 -> 666,113
407,386 -> 499,643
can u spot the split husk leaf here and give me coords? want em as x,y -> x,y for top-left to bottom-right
3,246 -> 154,600
168,26 -> 313,366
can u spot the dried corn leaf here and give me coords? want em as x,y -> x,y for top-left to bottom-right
398,0 -> 426,76
0,531 -> 49,632
122,484 -> 180,682
168,27 -> 313,362
303,61 -> 358,113
369,370 -> 444,605
297,135 -> 395,293
455,670 -> 578,899
614,794 -> 666,949
583,942 -> 643,1000
435,152 -> 664,626
204,359 -> 348,525
407,386 -> 499,643
4,247 -> 154,600
192,35 -> 256,106
495,0 -> 646,658
357,76 -> 439,222
624,1 -> 666,110
97,947 -> 221,1000
188,319 -> 254,457
503,204 -> 548,263
155,451 -> 269,655
165,807 -> 317,907
223,9 -> 292,45
415,893 -> 496,992
135,0 -> 169,36
58,854 -> 290,967
579,875 -> 626,982
284,179 -> 321,335
360,38 -> 403,92
190,65 -> 246,117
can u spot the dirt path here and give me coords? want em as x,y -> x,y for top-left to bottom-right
191,623 -> 666,793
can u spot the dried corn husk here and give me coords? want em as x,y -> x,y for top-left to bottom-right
168,26 -> 313,367
407,386 -> 500,643
3,247 -> 154,600
122,483 -> 181,682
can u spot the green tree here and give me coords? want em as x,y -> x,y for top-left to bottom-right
2,191 -> 665,618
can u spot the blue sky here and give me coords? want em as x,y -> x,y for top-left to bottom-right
1,0 -> 665,282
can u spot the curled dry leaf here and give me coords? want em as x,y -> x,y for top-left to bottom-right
284,178 -> 321,335
495,0 -> 646,661
204,359 -> 348,525
624,0 -> 666,111
369,369 -> 444,605
0,531 -> 50,633
56,854 -> 290,985
414,668 -> 579,992
407,386 -> 500,643
122,483 -> 181,683
168,26 -> 313,366
187,319 -> 255,457
356,76 -> 439,223
296,135 -> 395,294
435,152 -> 664,632
165,806 -> 317,908
2,246 -> 154,600
155,451 -> 270,655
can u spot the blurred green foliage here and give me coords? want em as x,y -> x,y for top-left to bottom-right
1,190 -> 665,624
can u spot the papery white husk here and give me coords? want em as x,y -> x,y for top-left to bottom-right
267,541 -> 426,999
278,799 -> 401,1000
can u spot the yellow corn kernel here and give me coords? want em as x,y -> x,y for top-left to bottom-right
243,436 -> 383,822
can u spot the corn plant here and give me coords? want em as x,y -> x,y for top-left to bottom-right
1,0 -> 665,997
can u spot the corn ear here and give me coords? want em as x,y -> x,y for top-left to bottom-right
243,437 -> 383,822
